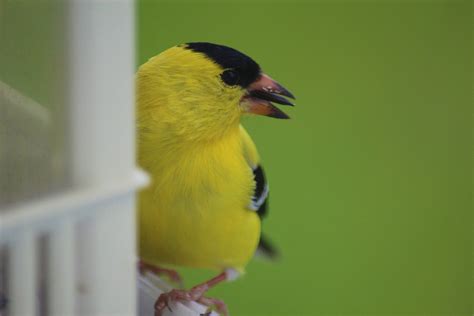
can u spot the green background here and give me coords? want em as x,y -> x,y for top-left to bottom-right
138,1 -> 472,315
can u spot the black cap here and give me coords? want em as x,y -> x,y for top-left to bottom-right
185,42 -> 261,88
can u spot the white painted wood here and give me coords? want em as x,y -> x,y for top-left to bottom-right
76,195 -> 136,315
67,0 -> 136,187
47,220 -> 75,316
9,230 -> 37,316
0,170 -> 148,242
66,1 -> 137,314
1,2 -> 141,316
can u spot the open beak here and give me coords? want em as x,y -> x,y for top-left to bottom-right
241,73 -> 295,119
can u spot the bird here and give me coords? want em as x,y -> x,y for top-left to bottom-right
136,42 -> 294,315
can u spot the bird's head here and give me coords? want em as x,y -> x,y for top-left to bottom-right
137,42 -> 294,141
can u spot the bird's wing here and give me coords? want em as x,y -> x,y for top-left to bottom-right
239,125 -> 268,217
239,126 -> 278,259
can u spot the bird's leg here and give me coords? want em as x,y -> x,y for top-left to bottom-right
138,260 -> 184,288
154,270 -> 234,316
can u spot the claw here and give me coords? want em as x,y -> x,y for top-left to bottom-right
153,271 -> 229,316
198,296 -> 229,316
154,286 -> 209,316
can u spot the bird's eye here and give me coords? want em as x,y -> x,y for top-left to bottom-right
221,69 -> 240,86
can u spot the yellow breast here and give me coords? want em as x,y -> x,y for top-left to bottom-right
137,129 -> 260,272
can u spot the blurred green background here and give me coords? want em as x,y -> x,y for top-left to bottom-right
138,1 -> 472,315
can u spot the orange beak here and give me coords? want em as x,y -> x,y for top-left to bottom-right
241,73 -> 295,119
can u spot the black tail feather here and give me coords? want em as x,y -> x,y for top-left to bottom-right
256,233 -> 280,260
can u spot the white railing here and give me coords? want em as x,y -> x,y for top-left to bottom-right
0,1 -> 147,315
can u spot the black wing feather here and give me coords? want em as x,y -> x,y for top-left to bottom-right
252,165 -> 268,218
251,165 -> 279,259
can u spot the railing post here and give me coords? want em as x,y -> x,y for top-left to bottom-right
67,0 -> 136,314
9,230 -> 37,316
47,220 -> 75,316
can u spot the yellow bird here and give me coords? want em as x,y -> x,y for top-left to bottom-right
136,42 -> 294,315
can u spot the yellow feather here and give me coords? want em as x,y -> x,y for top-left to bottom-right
239,125 -> 260,169
137,45 -> 260,272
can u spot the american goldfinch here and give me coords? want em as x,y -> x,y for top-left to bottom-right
137,42 -> 294,315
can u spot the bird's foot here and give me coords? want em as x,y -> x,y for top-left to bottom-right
153,271 -> 229,316
198,296 -> 229,316
138,260 -> 184,288
154,285 -> 208,316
